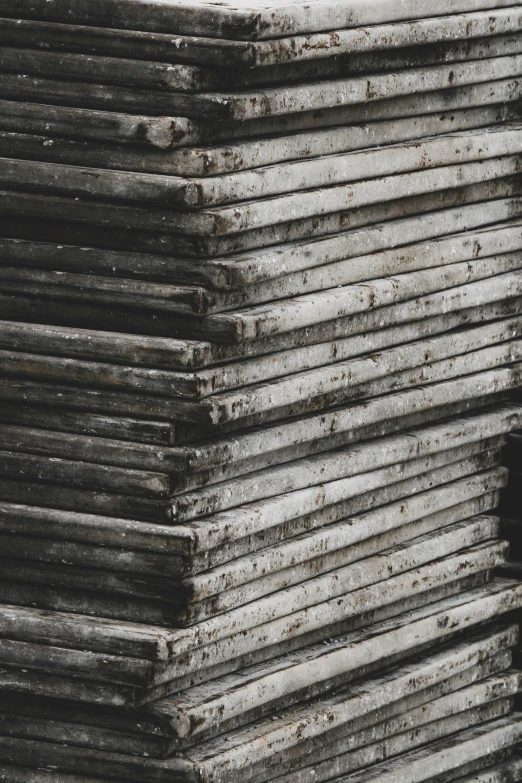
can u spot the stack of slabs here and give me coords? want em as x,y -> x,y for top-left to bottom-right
1,0 -> 522,781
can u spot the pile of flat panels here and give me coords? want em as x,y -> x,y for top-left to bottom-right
497,423 -> 522,688
1,0 -> 522,781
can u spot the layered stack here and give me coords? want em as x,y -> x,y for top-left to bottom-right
1,1 -> 522,782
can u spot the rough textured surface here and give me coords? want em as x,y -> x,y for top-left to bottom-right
2,4 -> 522,782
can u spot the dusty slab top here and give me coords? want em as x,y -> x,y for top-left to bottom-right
2,0 -> 520,40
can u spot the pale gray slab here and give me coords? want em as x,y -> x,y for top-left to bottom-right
5,125 -> 517,209
0,455 -> 502,565
0,202 -> 518,296
3,173 -> 518,259
3,225 -> 521,329
0,680 -> 515,774
3,130 -> 520,222
1,105 -> 514,177
2,274 -> 520,398
0,402 -> 511,503
253,696 -> 514,783
328,717 -> 522,783
0,577 -> 518,709
2,0 -> 518,41
0,80 -> 518,151
0,460 -> 504,591
0,512 -> 503,625
174,408 -> 515,520
4,260 -> 520,347
0,571 -> 493,704
1,9 -> 521,68
2,366 -> 517,487
168,370 -> 522,480
0,288 -> 520,405
1,325 -> 519,433
0,654 -> 512,759
1,54 -> 521,119
2,32 -> 520,94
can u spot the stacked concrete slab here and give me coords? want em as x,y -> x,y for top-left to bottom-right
1,1 -> 522,781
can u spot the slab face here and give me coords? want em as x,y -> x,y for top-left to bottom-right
2,0 -> 520,39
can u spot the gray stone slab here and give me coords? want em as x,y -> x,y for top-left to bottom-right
0,403 -> 510,502
2,285 -> 520,404
2,9 -> 521,68
0,421 -> 501,522
0,578 -> 520,710
411,758 -> 522,783
324,717 -> 522,783
0,679 -> 516,776
0,403 -> 178,445
198,291 -> 522,376
1,32 -> 520,95
3,229 -> 521,328
0,322 -> 519,441
1,54 -> 521,119
217,651 -> 520,783
165,372 -> 522,481
0,621 -> 514,743
0,294 -> 519,408
2,0 -> 518,41
5,126 -> 520,210
0,464 -> 504,598
3,334 -> 518,441
3,262 -> 520,351
1,370 -> 516,493
172,408 -> 515,520
0,463 -> 500,571
2,272 -> 521,374
247,695 -> 515,783
0,650 -> 512,759
4,174 -> 517,259
1,201 -> 519,296
3,146 -> 521,241
0,513 -> 504,626
1,105 -> 515,177
0,570 -> 492,704
1,80 -> 518,151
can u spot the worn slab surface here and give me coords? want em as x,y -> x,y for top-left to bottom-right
2,0 -> 520,41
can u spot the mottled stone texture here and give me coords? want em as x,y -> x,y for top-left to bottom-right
0,3 -> 521,781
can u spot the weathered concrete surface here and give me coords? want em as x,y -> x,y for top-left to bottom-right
1,370 -> 518,487
1,9 -> 521,68
2,176 -> 518,259
1,291 -> 521,402
0,6 -> 520,779
1,156 -> 520,241
0,403 -> 511,497
0,105 -> 515,177
0,296 -> 520,404
1,0 -> 519,41
0,682 -> 516,777
0,204 -> 519,295
1,81 -> 519,151
1,33 -> 521,96
0,578 -> 518,706
0,509 -> 504,623
0,466 -> 504,590
4,126 -> 520,208
1,275 -> 521,365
